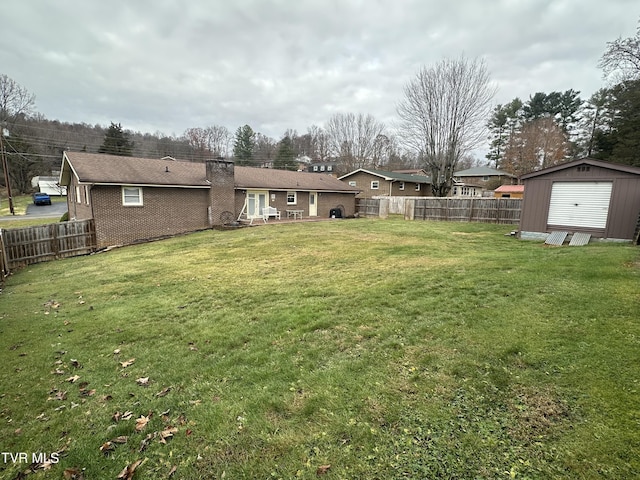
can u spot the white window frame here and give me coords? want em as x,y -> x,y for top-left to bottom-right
313,165 -> 318,172
327,165 -> 333,172
415,184 -> 421,191
399,182 -> 405,191
349,181 -> 356,187
287,191 -> 297,205
371,180 -> 379,190
122,186 -> 143,206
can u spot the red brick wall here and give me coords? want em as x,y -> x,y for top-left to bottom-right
91,186 -> 209,247
206,160 -> 235,225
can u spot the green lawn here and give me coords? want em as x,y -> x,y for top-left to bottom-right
0,219 -> 638,479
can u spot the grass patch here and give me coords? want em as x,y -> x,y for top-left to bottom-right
0,219 -> 639,478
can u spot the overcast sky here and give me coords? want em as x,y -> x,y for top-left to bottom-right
1,1 -> 638,154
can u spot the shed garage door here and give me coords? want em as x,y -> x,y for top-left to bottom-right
547,181 -> 612,229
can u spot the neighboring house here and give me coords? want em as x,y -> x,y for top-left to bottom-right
31,176 -> 67,195
338,168 -> 432,197
519,158 -> 640,241
494,185 -> 524,199
60,152 -> 359,248
307,162 -> 338,175
452,167 -> 517,197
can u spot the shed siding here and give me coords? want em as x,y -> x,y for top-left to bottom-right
607,177 -> 640,239
520,160 -> 640,240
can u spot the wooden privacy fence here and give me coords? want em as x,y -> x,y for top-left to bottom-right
358,197 -> 522,225
412,197 -> 522,224
0,220 -> 96,276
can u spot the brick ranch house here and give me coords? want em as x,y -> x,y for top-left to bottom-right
60,152 -> 359,248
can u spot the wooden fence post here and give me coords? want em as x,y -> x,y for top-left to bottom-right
379,198 -> 389,219
404,199 -> 415,220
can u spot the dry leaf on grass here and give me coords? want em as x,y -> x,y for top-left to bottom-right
120,358 -> 136,368
112,411 -> 133,422
63,467 -> 84,479
99,441 -> 114,455
117,459 -> 143,480
316,465 -> 331,475
47,391 -> 67,401
158,426 -> 178,444
139,433 -> 154,452
66,375 -> 81,383
136,377 -> 149,386
135,415 -> 150,432
156,387 -> 171,397
168,465 -> 177,477
113,349 -> 121,355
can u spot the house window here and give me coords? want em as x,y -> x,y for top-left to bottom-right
483,176 -> 489,181
371,181 -> 379,190
122,186 -> 143,206
399,182 -> 405,190
84,186 -> 90,205
75,186 -> 81,203
349,181 -> 356,187
287,191 -> 297,205
313,165 -> 318,172
415,184 -> 421,191
320,165 -> 325,171
327,165 -> 333,172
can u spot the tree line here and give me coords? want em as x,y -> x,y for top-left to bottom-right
1,19 -> 638,196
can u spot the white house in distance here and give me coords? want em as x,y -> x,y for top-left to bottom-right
31,175 -> 67,195
451,167 -> 517,197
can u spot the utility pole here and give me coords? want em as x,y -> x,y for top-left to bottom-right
0,129 -> 15,215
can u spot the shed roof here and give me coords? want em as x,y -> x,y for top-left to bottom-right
494,185 -> 524,193
521,157 -> 640,180
60,152 -> 359,193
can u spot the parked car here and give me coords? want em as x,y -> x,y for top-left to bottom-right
33,192 -> 52,205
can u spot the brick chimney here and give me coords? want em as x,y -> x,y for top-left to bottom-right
206,158 -> 235,226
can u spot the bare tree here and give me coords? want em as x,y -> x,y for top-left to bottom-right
307,125 -> 330,162
397,56 -> 496,196
502,117 -> 569,177
599,20 -> 640,82
0,74 -> 36,125
183,125 -> 231,161
325,112 -> 386,171
206,125 -> 231,158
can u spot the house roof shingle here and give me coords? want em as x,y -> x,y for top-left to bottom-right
61,152 -> 359,193
339,168 -> 431,184
453,166 -> 515,177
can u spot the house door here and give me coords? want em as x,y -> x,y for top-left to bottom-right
247,190 -> 268,219
309,192 -> 318,217
547,182 -> 612,229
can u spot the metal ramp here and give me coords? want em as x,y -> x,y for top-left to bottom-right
569,232 -> 591,246
545,231 -> 568,245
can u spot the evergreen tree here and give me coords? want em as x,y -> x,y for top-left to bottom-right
273,135 -> 298,170
596,80 -> 640,166
233,125 -> 255,165
98,122 -> 134,156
